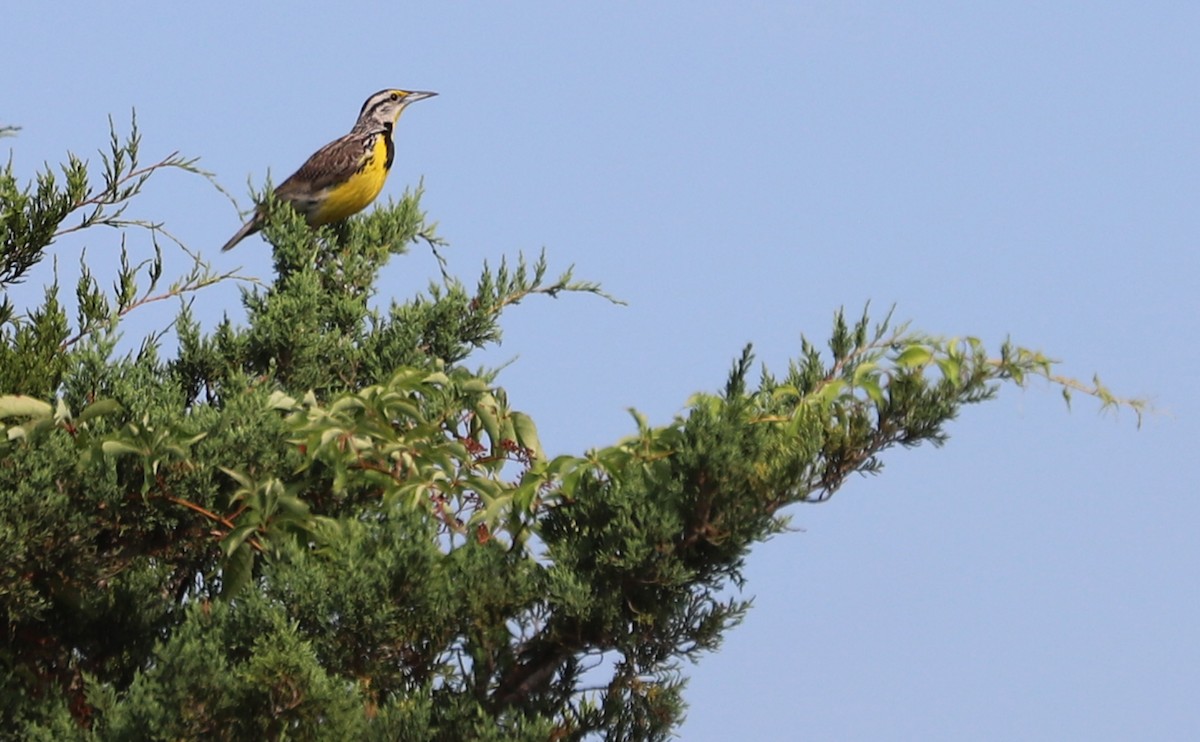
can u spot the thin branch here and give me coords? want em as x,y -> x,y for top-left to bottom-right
61,268 -> 259,350
53,153 -> 184,239
162,494 -> 264,553
418,230 -> 452,283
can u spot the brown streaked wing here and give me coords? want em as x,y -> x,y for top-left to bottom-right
274,133 -> 371,198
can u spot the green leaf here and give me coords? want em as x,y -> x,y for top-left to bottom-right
266,390 -> 298,410
53,397 -> 72,423
0,395 -> 53,419
275,493 -> 311,519
511,411 -> 545,462
220,542 -> 254,598
936,357 -> 961,387
101,439 -> 145,457
851,362 -> 878,385
895,345 -> 933,368
222,524 -> 259,558
474,394 -> 501,446
459,377 -> 491,394
218,466 -> 254,490
859,377 -> 885,406
77,398 -> 123,424
813,379 -> 846,406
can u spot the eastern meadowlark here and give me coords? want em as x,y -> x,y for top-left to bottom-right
221,88 -> 436,252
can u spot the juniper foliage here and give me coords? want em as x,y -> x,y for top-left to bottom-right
0,121 -> 1139,740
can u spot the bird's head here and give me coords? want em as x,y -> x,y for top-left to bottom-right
357,88 -> 437,130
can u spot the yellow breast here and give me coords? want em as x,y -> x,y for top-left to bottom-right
311,135 -> 391,225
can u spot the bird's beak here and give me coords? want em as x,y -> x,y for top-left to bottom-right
404,91 -> 437,103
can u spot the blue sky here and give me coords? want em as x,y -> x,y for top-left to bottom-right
5,2 -> 1198,739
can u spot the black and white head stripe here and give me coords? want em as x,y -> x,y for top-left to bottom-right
357,89 -> 437,122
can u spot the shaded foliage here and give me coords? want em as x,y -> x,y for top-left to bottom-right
0,121 -> 1138,740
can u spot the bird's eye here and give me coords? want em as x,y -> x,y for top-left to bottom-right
390,92 -> 400,101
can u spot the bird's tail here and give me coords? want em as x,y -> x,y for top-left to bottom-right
220,215 -> 262,252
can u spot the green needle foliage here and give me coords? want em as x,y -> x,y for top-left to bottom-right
0,120 -> 1142,741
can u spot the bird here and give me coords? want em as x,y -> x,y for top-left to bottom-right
221,88 -> 436,252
